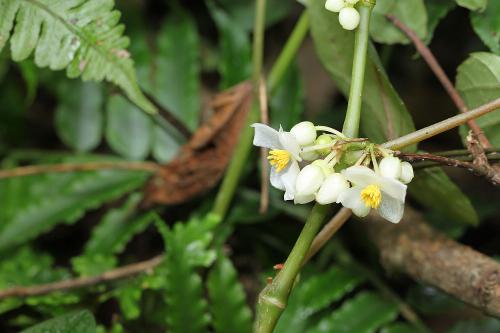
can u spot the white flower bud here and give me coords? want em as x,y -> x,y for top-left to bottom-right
325,0 -> 345,12
290,121 -> 317,146
294,193 -> 316,204
379,156 -> 402,179
344,0 -> 359,4
312,159 -> 333,177
315,173 -> 350,205
295,164 -> 325,197
339,7 -> 360,30
301,146 -> 320,161
400,161 -> 414,184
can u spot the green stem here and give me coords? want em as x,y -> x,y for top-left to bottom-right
342,3 -> 374,138
212,0 -> 267,218
267,13 -> 309,94
383,97 -> 500,150
254,204 -> 329,333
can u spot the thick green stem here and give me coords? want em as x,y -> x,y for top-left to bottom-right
267,13 -> 309,94
342,3 -> 374,137
254,204 -> 329,333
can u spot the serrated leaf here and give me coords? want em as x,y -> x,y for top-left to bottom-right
381,323 -> 420,333
106,94 -> 152,160
114,281 -> 142,320
275,265 -> 365,333
455,0 -> 487,11
409,168 -> 479,226
308,0 -> 416,145
424,0 -> 456,44
270,63 -> 304,130
470,1 -> 500,55
207,1 -> 252,89
309,292 -> 399,333
0,169 -> 149,251
0,0 -> 156,114
21,310 -> 96,333
456,52 -> 500,145
207,253 -> 253,333
370,0 -> 428,45
55,81 -> 103,152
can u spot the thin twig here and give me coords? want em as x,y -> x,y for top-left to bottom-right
385,14 -> 491,149
259,79 -> 270,214
411,152 -> 500,169
0,255 -> 164,299
0,161 -> 161,179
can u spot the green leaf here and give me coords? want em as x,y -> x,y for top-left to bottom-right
370,0 -> 428,45
0,168 -> 149,251
207,1 -> 252,89
150,7 -> 200,131
455,0 -> 487,11
0,0 -> 156,114
448,318 -> 500,333
456,52 -> 500,145
152,125 -> 180,163
471,1 -> 500,55
55,81 -> 103,152
207,253 -> 253,333
409,168 -> 479,226
309,292 -> 399,333
106,94 -> 152,160
154,214 -> 221,333
275,265 -> 365,333
381,323 -> 420,333
270,63 -> 305,130
17,59 -> 38,106
424,0 -> 456,44
308,0 -> 416,145
21,310 -> 96,333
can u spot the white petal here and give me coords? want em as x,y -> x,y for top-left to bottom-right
379,156 -> 402,179
377,194 -> 405,223
338,186 -> 371,217
251,123 -> 280,149
270,167 -> 285,191
315,173 -> 350,205
278,130 -> 302,161
295,165 -> 325,197
400,162 -> 414,184
378,177 -> 407,202
341,166 -> 379,187
281,161 -> 300,200
294,193 -> 315,204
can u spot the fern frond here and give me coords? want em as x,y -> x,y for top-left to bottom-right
0,0 -> 156,114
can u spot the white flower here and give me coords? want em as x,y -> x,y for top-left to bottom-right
290,121 -> 317,146
295,164 -> 325,204
400,162 -> 414,184
339,7 -> 360,30
252,123 -> 302,200
338,166 -> 407,223
316,173 -> 350,205
325,0 -> 345,13
379,156 -> 402,179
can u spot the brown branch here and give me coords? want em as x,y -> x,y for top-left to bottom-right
0,161 -> 161,179
0,255 -> 164,299
386,14 -> 491,149
364,207 -> 500,318
259,79 -> 270,214
395,151 -> 500,186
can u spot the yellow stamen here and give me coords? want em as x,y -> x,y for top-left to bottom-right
267,149 -> 290,172
360,184 -> 382,209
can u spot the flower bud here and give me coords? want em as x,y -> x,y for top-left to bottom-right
301,145 -> 320,161
290,121 -> 317,146
295,164 -> 325,197
315,173 -> 350,205
325,0 -> 345,12
400,161 -> 414,184
312,159 -> 333,177
344,0 -> 359,4
379,156 -> 402,179
294,193 -> 316,204
339,7 -> 360,30
314,134 -> 334,156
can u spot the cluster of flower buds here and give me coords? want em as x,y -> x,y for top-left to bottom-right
252,122 -> 415,223
324,0 -> 361,30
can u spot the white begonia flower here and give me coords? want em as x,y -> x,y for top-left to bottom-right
400,162 -> 414,184
339,7 -> 360,30
338,166 -> 407,223
290,121 -> 317,146
295,164 -> 325,204
316,173 -> 350,205
252,123 -> 302,201
379,156 -> 402,179
325,0 -> 345,12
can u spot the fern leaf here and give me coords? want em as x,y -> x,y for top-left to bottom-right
309,291 -> 399,333
0,0 -> 156,114
207,252 -> 253,333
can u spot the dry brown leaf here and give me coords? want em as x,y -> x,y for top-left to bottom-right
143,81 -> 253,206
